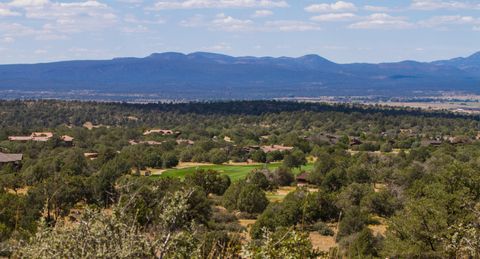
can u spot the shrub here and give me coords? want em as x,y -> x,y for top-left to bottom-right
245,170 -> 270,190
310,221 -> 334,236
185,169 -> 231,196
237,184 -> 269,214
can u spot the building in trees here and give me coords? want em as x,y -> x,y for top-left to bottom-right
296,172 -> 310,186
8,132 -> 53,142
0,152 -> 23,168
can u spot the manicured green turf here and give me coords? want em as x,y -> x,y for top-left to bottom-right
154,163 -> 314,181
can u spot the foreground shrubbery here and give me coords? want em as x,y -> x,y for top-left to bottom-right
12,189 -> 317,259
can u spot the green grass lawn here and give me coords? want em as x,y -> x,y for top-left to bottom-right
154,163 -> 314,181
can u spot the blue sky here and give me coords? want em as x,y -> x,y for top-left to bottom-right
0,0 -> 479,64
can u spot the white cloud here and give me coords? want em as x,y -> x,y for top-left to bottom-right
10,1 -> 117,35
349,13 -> 413,29
180,13 -> 320,32
1,36 -> 15,43
179,14 -> 207,27
151,0 -> 288,10
264,20 -> 321,31
363,5 -> 391,12
203,42 -> 232,51
252,9 -> 273,17
8,0 -> 49,7
122,25 -> 149,33
35,33 -> 68,41
311,13 -> 356,22
0,22 -> 66,41
0,7 -> 21,16
211,13 -> 253,31
410,0 -> 480,10
34,49 -> 47,54
0,22 -> 36,37
419,15 -> 480,28
305,1 -> 356,13
124,14 -> 165,24
118,0 -> 143,3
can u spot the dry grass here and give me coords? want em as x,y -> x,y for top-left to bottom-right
83,121 -> 109,130
309,232 -> 337,252
266,186 -> 297,202
369,217 -> 388,236
143,168 -> 167,176
6,186 -> 29,195
369,224 -> 387,237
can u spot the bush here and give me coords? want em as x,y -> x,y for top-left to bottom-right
282,150 -> 307,169
185,169 -> 231,196
362,190 -> 399,217
222,181 -> 268,214
245,170 -> 270,190
162,152 -> 179,168
222,181 -> 243,211
271,167 -> 295,187
237,184 -> 269,214
250,150 -> 267,163
310,221 -> 334,236
337,207 -> 369,241
341,227 -> 380,258
208,149 -> 228,164
244,228 -> 320,258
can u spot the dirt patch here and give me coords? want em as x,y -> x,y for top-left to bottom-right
176,162 -> 215,168
145,168 -> 167,176
83,122 -> 109,130
369,224 -> 387,236
6,186 -> 29,195
277,186 -> 296,195
238,219 -> 256,229
309,232 -> 337,252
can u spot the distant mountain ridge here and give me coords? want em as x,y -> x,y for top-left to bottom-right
0,51 -> 479,99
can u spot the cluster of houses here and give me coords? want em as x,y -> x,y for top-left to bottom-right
129,139 -> 195,146
8,132 -> 74,144
1,132 -> 76,168
242,145 -> 294,154
143,129 -> 180,136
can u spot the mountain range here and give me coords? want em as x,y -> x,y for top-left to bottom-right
0,51 -> 479,100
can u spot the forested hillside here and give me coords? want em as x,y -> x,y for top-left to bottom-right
1,100 -> 480,258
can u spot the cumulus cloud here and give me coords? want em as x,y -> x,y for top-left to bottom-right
7,0 -> 117,35
264,20 -> 321,31
410,0 -> 480,10
349,13 -> 413,29
310,13 -> 356,22
180,14 -> 207,27
0,21 -> 65,41
252,9 -> 273,17
151,0 -> 288,10
203,42 -> 232,51
8,0 -> 49,7
180,13 -> 320,32
211,13 -> 254,31
363,5 -> 391,12
419,15 -> 480,29
305,1 -> 356,13
0,7 -> 21,16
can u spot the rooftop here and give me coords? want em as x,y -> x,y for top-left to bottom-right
0,152 -> 23,163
